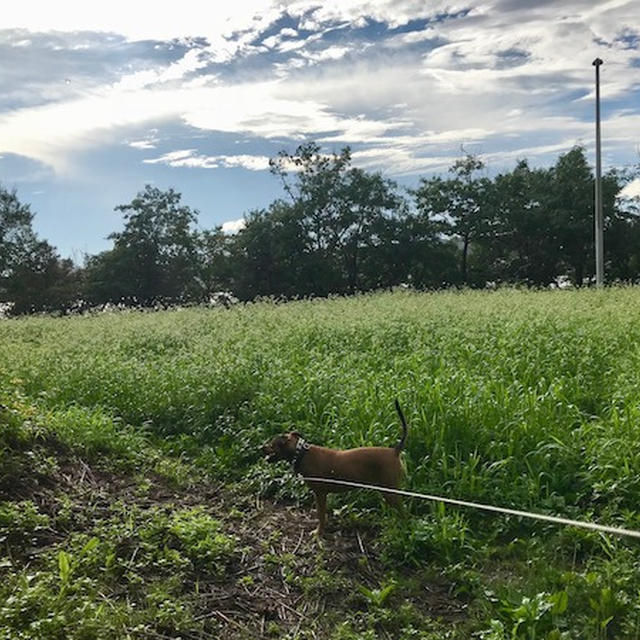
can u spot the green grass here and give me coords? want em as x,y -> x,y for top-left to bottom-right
3,288 -> 640,509
3,287 -> 640,637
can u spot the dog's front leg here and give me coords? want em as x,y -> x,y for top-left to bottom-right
313,490 -> 327,537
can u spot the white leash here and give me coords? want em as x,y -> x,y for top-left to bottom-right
304,476 -> 640,540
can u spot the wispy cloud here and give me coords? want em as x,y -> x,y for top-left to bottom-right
144,149 -> 270,171
127,130 -> 160,149
128,140 -> 157,150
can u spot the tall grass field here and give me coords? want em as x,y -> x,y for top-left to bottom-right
2,288 -> 640,639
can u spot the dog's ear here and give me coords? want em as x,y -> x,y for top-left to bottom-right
291,431 -> 303,439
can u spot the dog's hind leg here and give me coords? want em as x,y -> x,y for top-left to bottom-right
382,490 -> 408,519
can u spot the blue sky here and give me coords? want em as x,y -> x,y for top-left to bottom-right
1,0 -> 639,260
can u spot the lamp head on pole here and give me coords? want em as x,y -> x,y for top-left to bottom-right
592,58 -> 603,67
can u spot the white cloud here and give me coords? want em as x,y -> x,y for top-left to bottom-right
222,217 -> 246,233
128,140 -> 156,149
262,35 -> 280,49
620,178 -> 640,200
129,140 -> 157,150
303,45 -> 352,62
145,149 -> 197,166
287,0 -> 467,31
1,0 -> 639,180
217,155 -> 271,170
1,52 -> 636,178
4,1 -> 276,42
114,49 -> 210,92
144,149 -> 270,171
0,87 -> 178,170
128,130 -> 160,150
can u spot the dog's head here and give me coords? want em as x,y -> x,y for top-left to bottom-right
262,432 -> 303,463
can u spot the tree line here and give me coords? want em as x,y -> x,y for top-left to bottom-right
1,143 -> 639,315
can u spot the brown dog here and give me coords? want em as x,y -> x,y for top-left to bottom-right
263,400 -> 408,536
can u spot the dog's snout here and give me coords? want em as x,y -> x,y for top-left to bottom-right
262,439 -> 277,461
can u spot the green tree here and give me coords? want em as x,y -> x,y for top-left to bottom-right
269,143 -> 405,295
6,242 -> 81,315
85,185 -> 202,304
397,213 -> 460,288
229,201 -> 310,299
1,186 -> 38,290
413,154 -> 492,284
602,167 -> 640,281
198,227 -> 234,295
0,185 -> 80,314
338,166 -> 406,292
549,147 -> 596,285
542,146 -> 626,286
486,160 -> 560,285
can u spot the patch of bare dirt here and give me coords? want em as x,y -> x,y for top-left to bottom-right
3,455 -> 467,638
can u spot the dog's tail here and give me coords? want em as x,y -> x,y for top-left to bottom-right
394,399 -> 408,453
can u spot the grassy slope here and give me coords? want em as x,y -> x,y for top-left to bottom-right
2,288 -> 640,638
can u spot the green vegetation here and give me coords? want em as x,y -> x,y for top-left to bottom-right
2,288 -> 640,638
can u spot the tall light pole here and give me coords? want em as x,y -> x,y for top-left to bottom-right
593,58 -> 604,287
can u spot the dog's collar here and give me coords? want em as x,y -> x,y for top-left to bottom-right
292,437 -> 310,472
